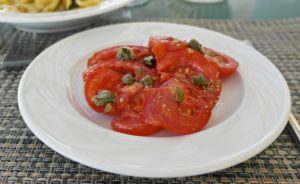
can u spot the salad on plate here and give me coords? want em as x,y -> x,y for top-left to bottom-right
83,36 -> 239,136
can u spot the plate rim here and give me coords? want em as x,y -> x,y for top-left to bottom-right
18,22 -> 292,178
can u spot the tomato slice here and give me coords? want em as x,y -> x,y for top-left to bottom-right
112,110 -> 161,136
114,82 -> 144,112
84,67 -> 123,115
84,40 -> 230,136
149,36 -> 219,80
203,47 -> 239,78
84,60 -> 156,82
142,79 -> 212,134
162,73 -> 221,109
88,45 -> 151,67
84,58 -> 158,116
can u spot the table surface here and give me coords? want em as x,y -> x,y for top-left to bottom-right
0,1 -> 300,183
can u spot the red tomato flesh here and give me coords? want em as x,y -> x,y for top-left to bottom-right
112,110 -> 161,136
88,45 -> 151,67
84,67 -> 123,115
203,47 -> 239,78
149,36 -> 219,80
142,78 -> 216,134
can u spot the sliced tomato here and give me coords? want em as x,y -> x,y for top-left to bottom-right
159,72 -> 174,84
83,40 -> 230,136
148,36 -> 180,50
142,80 -> 212,134
149,36 -> 219,80
88,45 -> 151,67
84,67 -> 123,115
84,60 -> 156,82
115,82 -> 144,112
84,59 -> 157,116
171,67 -> 222,109
112,110 -> 161,136
203,47 -> 239,78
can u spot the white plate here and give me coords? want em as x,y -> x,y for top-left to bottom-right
18,22 -> 291,178
0,0 -> 132,33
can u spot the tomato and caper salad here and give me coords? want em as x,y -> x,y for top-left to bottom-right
83,36 -> 239,136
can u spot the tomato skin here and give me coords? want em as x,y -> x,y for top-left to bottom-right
159,72 -> 174,84
84,67 -> 123,115
88,45 -> 151,67
203,48 -> 239,78
83,58 -> 157,116
142,84 -> 212,134
149,36 -> 219,80
84,60 -> 156,82
115,82 -> 144,112
149,36 -> 175,50
112,110 -> 161,136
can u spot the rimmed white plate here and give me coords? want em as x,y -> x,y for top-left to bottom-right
18,22 -> 291,178
0,0 -> 132,33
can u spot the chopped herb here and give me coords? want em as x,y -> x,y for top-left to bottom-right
143,55 -> 156,68
173,87 -> 184,103
207,86 -> 216,93
92,90 -> 114,106
140,75 -> 154,87
104,103 -> 113,113
188,39 -> 204,54
192,75 -> 208,86
122,73 -> 135,85
116,47 -> 136,61
136,68 -> 145,79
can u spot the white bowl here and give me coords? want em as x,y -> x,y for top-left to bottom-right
0,0 -> 133,33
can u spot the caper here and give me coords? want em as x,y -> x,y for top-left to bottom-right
122,73 -> 135,85
192,75 -> 208,86
92,90 -> 115,106
143,56 -> 156,68
173,87 -> 184,103
188,39 -> 204,54
140,75 -> 154,87
116,47 -> 136,61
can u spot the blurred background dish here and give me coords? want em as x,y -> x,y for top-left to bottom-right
0,0 -> 133,33
184,0 -> 224,3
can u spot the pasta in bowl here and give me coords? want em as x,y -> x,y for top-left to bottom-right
0,0 -> 103,13
0,0 -> 132,33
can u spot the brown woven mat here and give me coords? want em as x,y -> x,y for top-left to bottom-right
0,17 -> 300,183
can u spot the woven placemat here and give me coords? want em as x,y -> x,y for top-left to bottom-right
0,17 -> 300,183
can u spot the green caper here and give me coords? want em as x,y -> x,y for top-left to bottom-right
188,39 -> 204,54
143,56 -> 156,68
116,47 -> 136,61
92,90 -> 115,106
192,75 -> 208,86
173,87 -> 184,103
122,73 -> 135,85
140,75 -> 154,87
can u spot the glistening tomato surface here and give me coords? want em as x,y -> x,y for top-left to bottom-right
87,45 -> 151,67
142,79 -> 212,134
112,110 -> 161,136
203,48 -> 239,78
149,36 -> 221,110
149,36 -> 219,80
84,67 -> 122,115
85,60 -> 155,81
